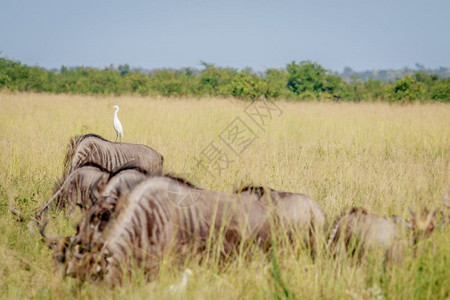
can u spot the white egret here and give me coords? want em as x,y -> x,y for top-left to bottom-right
168,268 -> 193,294
112,105 -> 123,143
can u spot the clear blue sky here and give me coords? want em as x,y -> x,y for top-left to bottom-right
1,0 -> 449,72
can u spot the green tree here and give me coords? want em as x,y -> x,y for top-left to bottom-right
286,61 -> 341,99
118,64 -> 130,76
226,72 -> 267,100
198,65 -> 236,96
390,75 -> 423,101
264,68 -> 289,99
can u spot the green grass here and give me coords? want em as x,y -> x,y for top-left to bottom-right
0,92 -> 449,299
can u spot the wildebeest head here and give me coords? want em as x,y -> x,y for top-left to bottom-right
55,165 -> 110,210
64,239 -> 111,283
71,202 -> 113,247
70,166 -> 148,248
39,208 -> 112,281
408,207 -> 438,239
35,165 -> 110,221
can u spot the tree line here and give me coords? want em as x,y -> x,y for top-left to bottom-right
1,57 -> 449,102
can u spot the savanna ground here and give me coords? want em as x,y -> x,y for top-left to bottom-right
0,93 -> 449,299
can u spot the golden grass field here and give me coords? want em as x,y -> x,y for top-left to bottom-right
0,93 -> 449,299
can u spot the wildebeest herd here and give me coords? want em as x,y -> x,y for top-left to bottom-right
11,133 -> 450,287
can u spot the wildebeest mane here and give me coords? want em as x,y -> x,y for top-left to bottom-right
163,173 -> 200,189
52,162 -> 111,196
108,162 -> 151,178
233,185 -> 276,199
328,206 -> 368,230
326,206 -> 368,248
63,134 -> 108,175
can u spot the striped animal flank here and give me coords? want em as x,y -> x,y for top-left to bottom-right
326,207 -> 437,262
36,165 -> 110,219
234,185 -> 326,252
64,176 -> 272,285
68,167 -> 149,248
65,134 -> 164,176
326,207 -> 368,250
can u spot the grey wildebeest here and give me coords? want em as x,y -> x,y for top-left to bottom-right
64,133 -> 163,176
35,164 -> 150,219
36,164 -> 110,218
69,166 -> 150,247
10,164 -> 109,222
234,185 -> 326,253
41,176 -> 273,286
326,207 -> 438,262
39,166 -> 150,276
36,134 -> 163,218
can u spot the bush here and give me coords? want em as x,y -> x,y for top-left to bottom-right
0,56 -> 449,101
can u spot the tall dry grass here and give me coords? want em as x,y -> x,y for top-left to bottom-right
0,92 -> 449,299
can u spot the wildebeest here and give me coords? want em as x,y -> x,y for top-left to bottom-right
39,166 -> 150,276
36,134 -> 163,218
64,133 -> 164,176
35,164 -> 150,219
234,185 -> 326,252
35,164 -> 110,219
69,166 -> 150,247
326,207 -> 438,262
41,176 -> 273,286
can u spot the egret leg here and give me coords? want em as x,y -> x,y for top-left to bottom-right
115,133 -> 118,142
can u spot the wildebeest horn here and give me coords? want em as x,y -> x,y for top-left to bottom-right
35,171 -> 83,219
35,187 -> 64,220
9,205 -> 28,222
39,220 -> 63,249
